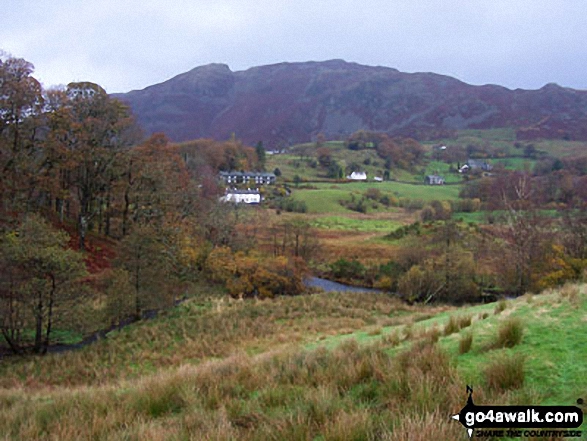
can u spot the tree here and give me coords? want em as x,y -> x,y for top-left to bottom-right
255,141 -> 266,170
115,224 -> 176,319
271,219 -> 319,260
0,215 -> 87,354
498,173 -> 546,295
0,55 -> 45,215
65,82 -> 138,249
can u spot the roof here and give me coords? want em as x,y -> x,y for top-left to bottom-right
220,171 -> 276,178
225,189 -> 261,195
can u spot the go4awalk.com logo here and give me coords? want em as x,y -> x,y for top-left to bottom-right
451,386 -> 584,439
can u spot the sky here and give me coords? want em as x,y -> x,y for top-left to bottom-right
2,0 -> 587,94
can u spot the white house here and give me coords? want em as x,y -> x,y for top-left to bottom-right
347,171 -> 367,181
220,189 -> 261,204
219,171 -> 276,185
425,175 -> 445,185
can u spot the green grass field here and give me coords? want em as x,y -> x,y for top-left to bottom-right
310,215 -> 404,232
291,181 -> 462,214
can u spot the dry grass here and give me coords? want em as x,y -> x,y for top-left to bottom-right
0,291 -> 424,388
0,340 -> 472,440
494,317 -> 524,349
484,352 -> 525,392
443,314 -> 473,336
494,299 -> 508,314
459,332 -> 474,354
559,283 -> 582,306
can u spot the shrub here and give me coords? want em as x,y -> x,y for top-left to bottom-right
274,197 -> 308,213
364,188 -> 381,201
484,353 -> 525,392
397,263 -> 445,304
494,317 -> 524,348
385,222 -> 421,240
329,258 -> 366,280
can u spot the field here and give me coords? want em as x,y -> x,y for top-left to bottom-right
291,181 -> 461,215
266,141 -> 465,184
424,128 -> 587,158
1,280 -> 585,440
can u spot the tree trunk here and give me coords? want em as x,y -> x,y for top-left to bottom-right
42,276 -> 56,355
33,291 -> 43,354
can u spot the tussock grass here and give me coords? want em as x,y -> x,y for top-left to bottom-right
494,317 -> 524,349
559,283 -> 582,305
484,353 -> 525,392
0,291 -> 416,387
494,299 -> 508,314
443,314 -> 472,336
2,281 -> 586,439
459,332 -> 473,354
0,340 -> 468,440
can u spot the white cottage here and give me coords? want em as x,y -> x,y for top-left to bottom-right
220,189 -> 262,204
347,171 -> 367,181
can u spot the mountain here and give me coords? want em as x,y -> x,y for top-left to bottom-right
113,60 -> 587,146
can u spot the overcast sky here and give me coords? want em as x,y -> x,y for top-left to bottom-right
2,0 -> 586,93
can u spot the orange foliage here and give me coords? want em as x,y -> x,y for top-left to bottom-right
205,248 -> 307,299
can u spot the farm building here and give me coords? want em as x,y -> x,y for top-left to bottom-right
459,159 -> 493,173
347,171 -> 367,180
220,189 -> 262,204
425,175 -> 445,185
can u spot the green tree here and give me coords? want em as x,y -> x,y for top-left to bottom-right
115,224 -> 176,318
255,141 -> 266,170
0,215 -> 87,354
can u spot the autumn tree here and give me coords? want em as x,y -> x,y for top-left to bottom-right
271,219 -> 320,261
498,172 -> 547,295
114,224 -> 176,319
205,248 -> 306,299
65,82 -> 138,248
0,215 -> 87,354
120,133 -> 194,235
0,55 -> 44,216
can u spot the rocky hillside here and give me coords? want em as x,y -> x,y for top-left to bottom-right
114,60 -> 587,146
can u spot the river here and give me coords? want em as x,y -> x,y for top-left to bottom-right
305,276 -> 383,294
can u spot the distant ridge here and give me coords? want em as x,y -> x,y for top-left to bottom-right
113,60 -> 587,145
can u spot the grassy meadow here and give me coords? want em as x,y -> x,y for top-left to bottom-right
1,281 -> 585,440
290,181 -> 461,215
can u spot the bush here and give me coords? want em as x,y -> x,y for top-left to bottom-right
274,197 -> 308,213
385,222 -> 421,240
484,353 -> 525,392
329,258 -> 366,280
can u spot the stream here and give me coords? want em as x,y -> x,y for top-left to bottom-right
305,276 -> 383,294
